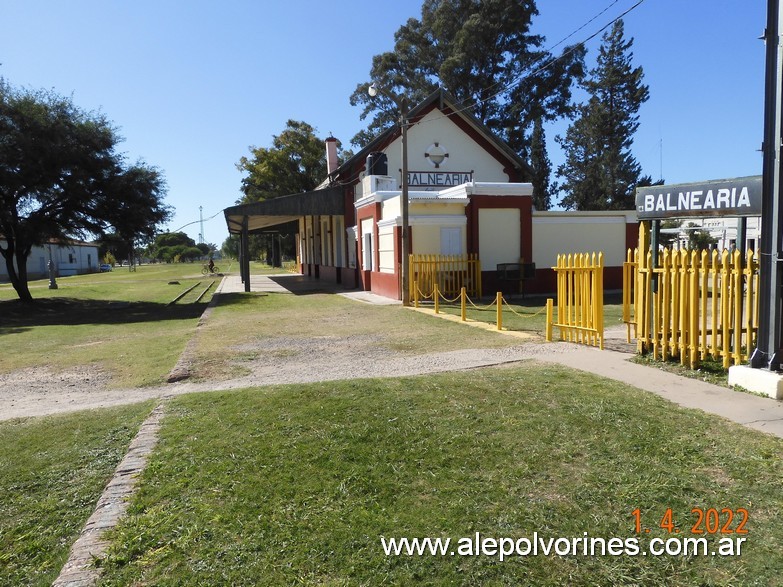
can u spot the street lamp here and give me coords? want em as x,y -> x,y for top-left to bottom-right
47,243 -> 58,290
368,82 -> 411,305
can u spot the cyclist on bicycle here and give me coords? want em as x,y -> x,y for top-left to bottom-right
208,258 -> 215,273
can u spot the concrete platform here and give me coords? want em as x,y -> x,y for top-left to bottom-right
215,274 -> 399,305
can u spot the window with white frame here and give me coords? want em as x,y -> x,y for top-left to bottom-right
361,218 -> 375,271
440,227 -> 463,256
363,233 -> 374,270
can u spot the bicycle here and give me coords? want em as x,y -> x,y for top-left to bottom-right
201,264 -> 220,275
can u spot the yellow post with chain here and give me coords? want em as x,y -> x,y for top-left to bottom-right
496,291 -> 502,330
546,298 -> 553,341
461,287 -> 466,321
434,283 -> 440,314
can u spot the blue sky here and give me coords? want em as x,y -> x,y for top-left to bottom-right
0,1 -> 767,247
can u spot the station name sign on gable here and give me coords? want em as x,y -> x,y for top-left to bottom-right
407,171 -> 473,188
635,176 -> 762,220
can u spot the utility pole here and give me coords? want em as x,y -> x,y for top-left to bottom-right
368,82 -> 411,305
198,206 -> 205,245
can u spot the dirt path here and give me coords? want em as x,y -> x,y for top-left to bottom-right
1,338 -> 591,421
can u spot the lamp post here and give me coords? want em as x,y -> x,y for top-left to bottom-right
368,82 -> 411,306
47,244 -> 58,290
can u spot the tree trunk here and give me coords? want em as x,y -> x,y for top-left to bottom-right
1,238 -> 34,302
13,248 -> 34,302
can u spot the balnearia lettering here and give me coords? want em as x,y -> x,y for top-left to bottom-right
643,187 -> 752,213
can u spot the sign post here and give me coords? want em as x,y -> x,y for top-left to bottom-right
751,0 -> 783,372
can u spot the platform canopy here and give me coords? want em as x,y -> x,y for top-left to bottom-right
224,185 -> 345,235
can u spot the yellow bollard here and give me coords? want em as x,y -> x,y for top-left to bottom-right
496,291 -> 503,330
414,280 -> 419,308
461,286 -> 466,321
546,298 -> 553,341
434,283 -> 440,314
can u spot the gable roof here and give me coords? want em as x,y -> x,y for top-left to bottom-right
322,87 -> 531,187
224,88 -> 531,235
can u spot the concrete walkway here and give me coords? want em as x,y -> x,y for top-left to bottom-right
541,345 -> 783,438
215,273 -> 402,304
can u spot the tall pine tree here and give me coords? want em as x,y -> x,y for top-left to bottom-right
350,0 -> 585,162
556,19 -> 649,210
529,118 -> 552,210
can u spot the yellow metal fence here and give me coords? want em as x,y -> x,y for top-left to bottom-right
545,252 -> 604,349
408,254 -> 482,301
624,247 -> 759,368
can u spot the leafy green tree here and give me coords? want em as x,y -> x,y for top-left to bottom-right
221,235 -> 239,260
98,162 -> 169,266
529,118 -> 552,210
179,246 -> 204,262
196,242 -> 216,257
349,0 -> 585,159
236,121 -> 342,260
0,78 -> 170,301
147,232 -> 196,261
237,120 -> 333,204
556,19 -> 649,210
98,232 -> 131,263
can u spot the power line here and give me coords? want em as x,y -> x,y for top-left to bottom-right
169,209 -> 224,234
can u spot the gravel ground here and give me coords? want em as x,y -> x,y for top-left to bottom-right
0,332 -> 589,422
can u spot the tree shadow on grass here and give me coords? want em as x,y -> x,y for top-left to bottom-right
0,297 -> 208,335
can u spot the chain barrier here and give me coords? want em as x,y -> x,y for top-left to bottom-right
415,282 -> 434,301
466,294 -> 497,311
500,296 -> 547,319
439,290 -> 463,304
413,280 -> 548,333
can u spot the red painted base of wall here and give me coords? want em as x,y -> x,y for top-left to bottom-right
360,269 -> 371,291
341,268 -> 359,289
370,271 -> 400,299
319,265 -> 338,283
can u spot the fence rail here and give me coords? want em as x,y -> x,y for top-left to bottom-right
408,254 -> 482,301
546,252 -> 604,349
624,246 -> 759,369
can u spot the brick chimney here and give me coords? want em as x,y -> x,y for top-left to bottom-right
325,136 -> 339,175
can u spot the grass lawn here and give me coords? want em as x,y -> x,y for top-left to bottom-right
0,402 -> 155,587
0,264 -> 221,387
186,291 -> 523,382
97,366 -> 783,586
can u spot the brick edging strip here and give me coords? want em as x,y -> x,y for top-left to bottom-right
52,403 -> 166,587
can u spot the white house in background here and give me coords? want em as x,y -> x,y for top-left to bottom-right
0,239 -> 100,281
662,216 -> 761,252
